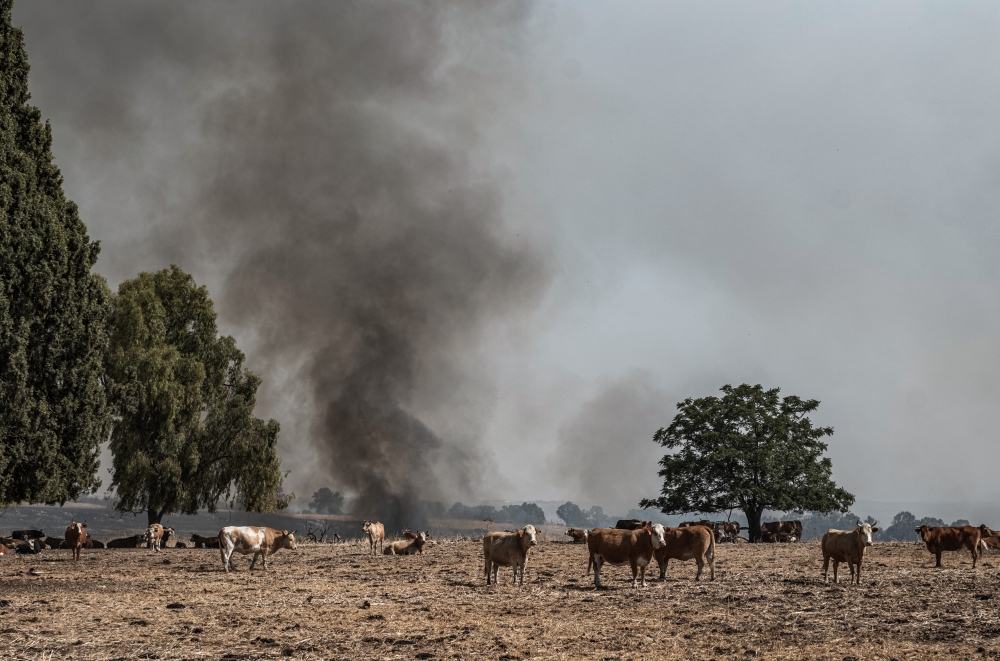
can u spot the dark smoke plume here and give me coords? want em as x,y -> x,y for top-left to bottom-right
16,1 -> 548,529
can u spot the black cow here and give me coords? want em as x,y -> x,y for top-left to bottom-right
615,519 -> 649,530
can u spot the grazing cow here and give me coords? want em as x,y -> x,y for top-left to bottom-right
565,528 -> 589,544
106,534 -> 144,548
12,530 -> 44,540
587,524 -> 667,589
653,525 -> 716,581
65,522 -> 88,562
916,525 -> 981,568
219,526 -> 297,572
144,524 -> 165,552
615,519 -> 648,530
363,520 -> 385,556
385,531 -> 428,555
191,534 -> 221,549
821,521 -> 879,584
484,525 -> 538,585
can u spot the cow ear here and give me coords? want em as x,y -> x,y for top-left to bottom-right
855,528 -> 861,535
871,527 -> 879,533
518,531 -> 523,539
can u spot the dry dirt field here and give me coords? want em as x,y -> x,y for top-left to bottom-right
3,537 -> 1000,660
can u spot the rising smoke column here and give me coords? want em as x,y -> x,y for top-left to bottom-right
16,0 -> 549,528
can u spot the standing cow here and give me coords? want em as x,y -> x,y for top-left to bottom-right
915,525 -> 981,568
219,526 -> 297,572
821,520 -> 878,584
144,524 -> 165,551
65,522 -> 88,562
654,525 -> 715,581
588,523 -> 667,589
483,525 -> 538,585
363,520 -> 385,556
565,528 -> 589,544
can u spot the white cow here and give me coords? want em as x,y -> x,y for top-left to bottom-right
219,526 -> 297,572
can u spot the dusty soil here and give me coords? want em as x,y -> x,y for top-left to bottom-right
1,538 -> 999,660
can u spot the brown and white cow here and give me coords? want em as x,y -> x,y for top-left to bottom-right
0,542 -> 9,556
653,525 -> 715,581
483,525 -> 538,585
915,525 -> 981,568
65,522 -> 88,562
144,524 -> 165,552
363,520 -> 385,556
821,520 -> 879,584
219,526 -> 297,572
565,528 -> 589,544
761,520 -> 803,542
385,531 -> 428,555
587,523 -> 667,589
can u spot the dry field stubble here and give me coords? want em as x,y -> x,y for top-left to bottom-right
2,538 -> 1000,660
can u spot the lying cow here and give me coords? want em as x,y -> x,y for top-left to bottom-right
16,539 -> 43,555
106,534 -> 144,548
65,522 -> 88,562
916,525 -> 981,568
363,520 -> 385,556
219,526 -> 297,572
484,525 -> 538,585
191,534 -> 221,549
588,523 -> 666,589
385,531 -> 428,555
762,520 -> 803,542
654,525 -> 715,581
821,520 -> 879,584
0,543 -> 9,556
12,529 -> 44,540
565,528 -> 589,544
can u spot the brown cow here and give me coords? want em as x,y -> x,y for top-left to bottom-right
385,531 -> 428,555
191,534 -> 221,549
587,523 -> 667,588
106,534 -> 144,548
144,524 -> 165,552
219,526 -> 297,572
0,543 -> 9,556
64,522 -> 88,562
821,521 -> 879,584
915,525 -> 981,568
484,525 -> 538,585
761,520 -> 802,541
722,522 -> 741,542
980,537 -> 1000,552
565,528 -> 589,544
363,520 -> 385,556
654,525 -> 715,581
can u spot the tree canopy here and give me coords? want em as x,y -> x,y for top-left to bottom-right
0,0 -> 113,508
556,502 -> 615,528
640,383 -> 854,542
106,265 -> 287,525
308,487 -> 344,515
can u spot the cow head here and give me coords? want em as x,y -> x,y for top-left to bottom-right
519,525 -> 538,549
69,522 -> 84,536
278,530 -> 298,550
853,520 -> 877,546
981,524 -> 996,539
914,525 -> 931,541
649,523 -> 666,548
362,520 -> 372,533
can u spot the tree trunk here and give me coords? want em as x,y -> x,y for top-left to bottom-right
744,506 -> 764,543
147,508 -> 164,527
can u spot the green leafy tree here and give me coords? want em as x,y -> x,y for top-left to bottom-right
106,265 -> 288,525
308,487 -> 344,515
556,501 -> 588,527
0,0 -> 113,508
640,384 -> 854,542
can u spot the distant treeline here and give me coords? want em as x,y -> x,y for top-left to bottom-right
446,502 -> 546,526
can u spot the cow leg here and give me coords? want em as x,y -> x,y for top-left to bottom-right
695,558 -> 703,581
854,560 -> 861,585
485,556 -> 492,584
832,560 -> 839,584
657,557 -> 668,580
821,555 -> 830,582
630,560 -> 639,589
250,552 -> 260,571
971,545 -> 978,569
593,556 -> 604,588
935,551 -> 942,568
639,564 -> 647,588
262,549 -> 269,570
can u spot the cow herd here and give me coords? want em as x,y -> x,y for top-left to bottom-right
3,517 -> 1000,588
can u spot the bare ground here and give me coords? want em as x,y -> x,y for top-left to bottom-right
2,538 -> 999,660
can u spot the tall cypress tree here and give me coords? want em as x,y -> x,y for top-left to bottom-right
0,0 -> 113,507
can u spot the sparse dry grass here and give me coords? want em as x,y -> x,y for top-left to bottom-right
2,538 -> 999,660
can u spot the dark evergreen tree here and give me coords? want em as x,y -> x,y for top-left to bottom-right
308,487 -> 344,515
641,384 -> 855,542
106,265 -> 287,525
0,0 -> 113,508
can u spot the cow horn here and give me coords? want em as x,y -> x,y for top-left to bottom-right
872,520 -> 878,528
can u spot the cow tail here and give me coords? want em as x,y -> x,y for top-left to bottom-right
708,530 -> 716,565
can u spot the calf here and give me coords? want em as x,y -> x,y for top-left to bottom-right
363,520 -> 385,556
587,524 -> 667,588
219,526 -> 297,572
191,534 -> 221,549
65,522 -> 88,562
915,525 -> 981,568
821,521 -> 879,584
653,525 -> 715,581
565,528 -> 589,544
385,531 -> 428,555
483,525 -> 538,585
144,524 -> 165,552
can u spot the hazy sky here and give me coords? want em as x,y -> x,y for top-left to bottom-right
15,2 -> 1000,514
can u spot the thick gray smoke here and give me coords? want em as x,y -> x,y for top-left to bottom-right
16,1 -> 548,529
